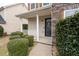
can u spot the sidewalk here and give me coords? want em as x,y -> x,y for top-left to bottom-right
0,36 -> 9,56
29,43 -> 52,56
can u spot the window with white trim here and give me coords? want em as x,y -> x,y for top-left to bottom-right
64,8 -> 79,18
31,3 -> 35,9
43,3 -> 49,6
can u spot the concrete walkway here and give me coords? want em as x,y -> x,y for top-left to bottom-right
0,36 -> 9,56
29,43 -> 52,56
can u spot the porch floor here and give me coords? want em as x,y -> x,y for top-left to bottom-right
29,42 -> 52,56
35,37 -> 52,45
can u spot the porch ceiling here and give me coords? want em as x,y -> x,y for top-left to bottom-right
17,6 -> 51,19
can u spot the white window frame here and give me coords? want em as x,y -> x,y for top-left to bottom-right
42,3 -> 51,7
64,8 -> 79,19
30,3 -> 36,10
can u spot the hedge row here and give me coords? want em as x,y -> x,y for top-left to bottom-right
56,12 -> 79,56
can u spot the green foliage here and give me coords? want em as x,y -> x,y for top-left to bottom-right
28,36 -> 34,47
56,12 -> 79,56
21,34 -> 28,38
10,31 -> 24,40
0,26 -> 4,37
10,31 -> 23,37
8,31 -> 34,56
25,35 -> 34,47
7,38 -> 29,56
9,35 -> 21,40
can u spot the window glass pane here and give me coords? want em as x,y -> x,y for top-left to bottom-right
31,3 -> 35,9
36,3 -> 38,8
43,3 -> 49,6
39,3 -> 42,7
64,8 -> 79,18
28,4 -> 30,10
22,24 -> 28,30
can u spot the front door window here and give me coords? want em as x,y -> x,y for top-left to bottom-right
45,17 -> 51,37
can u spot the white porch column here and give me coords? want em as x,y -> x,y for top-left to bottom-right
36,14 -> 39,41
20,18 -> 23,32
20,22 -> 23,32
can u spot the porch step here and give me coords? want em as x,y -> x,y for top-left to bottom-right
35,41 -> 52,46
34,37 -> 52,45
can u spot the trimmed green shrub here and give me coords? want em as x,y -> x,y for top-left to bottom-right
7,38 -> 29,56
9,35 -> 21,40
0,26 -> 4,37
56,12 -> 79,56
10,31 -> 23,37
28,36 -> 34,47
21,34 -> 28,38
25,35 -> 34,47
10,31 -> 24,40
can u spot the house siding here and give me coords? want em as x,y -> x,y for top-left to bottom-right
0,3 -> 28,34
28,18 -> 37,39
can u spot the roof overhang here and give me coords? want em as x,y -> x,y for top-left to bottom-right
16,5 -> 51,19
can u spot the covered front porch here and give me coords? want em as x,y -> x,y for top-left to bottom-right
17,6 -> 52,45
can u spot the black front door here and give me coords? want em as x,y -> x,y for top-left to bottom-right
45,17 -> 51,37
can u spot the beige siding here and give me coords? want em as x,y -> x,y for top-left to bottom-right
0,4 -> 28,34
28,18 -> 37,39
39,16 -> 45,37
